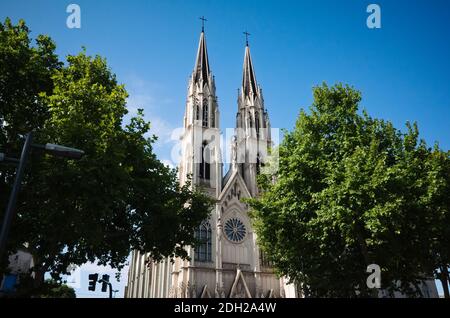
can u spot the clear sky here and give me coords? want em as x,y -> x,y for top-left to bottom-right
1,0 -> 449,297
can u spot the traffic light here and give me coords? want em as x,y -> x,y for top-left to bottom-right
88,273 -> 98,291
101,274 -> 110,292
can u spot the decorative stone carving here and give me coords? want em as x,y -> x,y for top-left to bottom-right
186,281 -> 197,298
200,284 -> 212,298
168,286 -> 176,298
229,269 -> 252,298
178,282 -> 186,298
215,283 -> 226,298
217,217 -> 223,241
231,135 -> 238,169
279,285 -> 285,298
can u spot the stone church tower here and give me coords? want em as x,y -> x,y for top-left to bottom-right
235,42 -> 272,197
125,28 -> 297,298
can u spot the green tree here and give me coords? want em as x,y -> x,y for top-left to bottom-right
40,280 -> 76,298
249,83 -> 450,297
0,18 -> 212,288
13,277 -> 76,298
0,18 -> 61,147
424,148 -> 450,297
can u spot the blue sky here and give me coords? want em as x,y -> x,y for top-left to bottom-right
1,0 -> 449,297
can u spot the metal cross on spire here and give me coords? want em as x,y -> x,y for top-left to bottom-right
199,16 -> 207,32
243,31 -> 251,46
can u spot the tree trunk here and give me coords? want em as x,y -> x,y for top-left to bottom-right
33,267 -> 46,290
31,255 -> 46,292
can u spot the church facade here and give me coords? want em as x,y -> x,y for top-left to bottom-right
124,27 -> 439,299
125,28 -> 298,298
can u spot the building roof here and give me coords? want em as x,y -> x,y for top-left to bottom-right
242,45 -> 258,97
193,31 -> 210,84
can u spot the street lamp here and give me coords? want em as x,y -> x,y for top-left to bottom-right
31,143 -> 85,160
0,132 -> 84,259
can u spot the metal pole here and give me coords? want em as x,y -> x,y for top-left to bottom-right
0,132 -> 33,260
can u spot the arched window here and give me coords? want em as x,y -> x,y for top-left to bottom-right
211,109 -> 215,128
195,221 -> 212,262
199,141 -> 210,180
255,111 -> 260,138
196,105 -> 200,120
203,103 -> 209,127
248,112 -> 253,128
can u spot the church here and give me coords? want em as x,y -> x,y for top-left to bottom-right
124,24 -> 439,299
125,24 -> 298,298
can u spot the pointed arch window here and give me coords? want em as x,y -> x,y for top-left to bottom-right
255,111 -> 260,138
203,101 -> 209,127
199,141 -> 210,180
211,109 -> 215,128
196,105 -> 200,121
195,221 -> 212,262
248,112 -> 253,128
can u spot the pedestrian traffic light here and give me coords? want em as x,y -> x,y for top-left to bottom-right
101,274 -> 110,292
88,273 -> 98,291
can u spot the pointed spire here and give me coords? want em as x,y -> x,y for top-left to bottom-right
193,29 -> 210,84
242,43 -> 258,97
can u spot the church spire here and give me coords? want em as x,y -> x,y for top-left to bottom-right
241,36 -> 258,98
193,27 -> 210,84
181,21 -> 221,190
235,34 -> 270,196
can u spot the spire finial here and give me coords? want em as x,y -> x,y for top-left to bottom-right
243,30 -> 251,46
199,16 -> 207,32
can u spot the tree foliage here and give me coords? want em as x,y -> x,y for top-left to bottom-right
0,18 -> 212,284
11,277 -> 76,298
250,83 -> 450,297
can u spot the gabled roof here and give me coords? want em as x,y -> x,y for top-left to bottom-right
219,168 -> 252,201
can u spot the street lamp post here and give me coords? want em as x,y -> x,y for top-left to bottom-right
0,132 -> 84,260
0,132 -> 34,260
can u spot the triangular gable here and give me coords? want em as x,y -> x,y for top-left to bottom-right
219,169 -> 251,202
229,268 -> 252,298
200,284 -> 212,298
